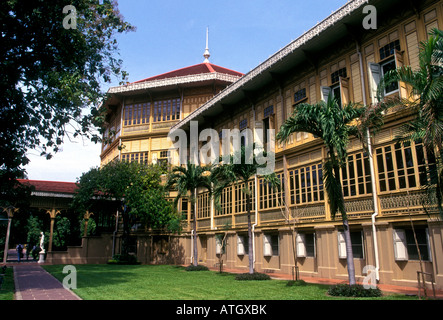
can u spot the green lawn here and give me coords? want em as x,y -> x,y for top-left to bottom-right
43,264 -> 416,300
0,266 -> 15,301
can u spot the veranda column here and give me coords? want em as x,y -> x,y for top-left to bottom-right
47,208 -> 60,252
2,207 -> 18,263
83,211 -> 94,237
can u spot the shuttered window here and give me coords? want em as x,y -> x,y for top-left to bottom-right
393,228 -> 431,261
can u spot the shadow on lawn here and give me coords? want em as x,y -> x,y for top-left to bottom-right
45,264 -> 159,289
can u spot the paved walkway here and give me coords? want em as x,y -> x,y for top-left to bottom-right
6,249 -> 81,300
13,265 -> 81,300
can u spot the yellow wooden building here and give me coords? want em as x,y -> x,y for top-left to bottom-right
100,40 -> 244,166
100,0 -> 443,291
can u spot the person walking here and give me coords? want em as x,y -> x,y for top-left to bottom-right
16,244 -> 23,262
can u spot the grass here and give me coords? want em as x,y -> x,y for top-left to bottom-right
0,267 -> 15,301
42,264 -> 418,300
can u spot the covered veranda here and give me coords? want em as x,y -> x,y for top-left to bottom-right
1,179 -> 93,263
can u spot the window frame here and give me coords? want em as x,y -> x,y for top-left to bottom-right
375,140 -> 434,194
337,230 -> 364,260
288,162 -> 324,206
123,103 -> 151,127
296,232 -> 316,258
237,234 -> 249,256
263,233 -> 279,257
320,76 -> 349,108
152,98 -> 181,123
121,152 -> 149,165
341,151 -> 373,198
393,227 -> 431,262
380,57 -> 399,96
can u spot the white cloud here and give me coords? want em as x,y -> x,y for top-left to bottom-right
25,138 -> 101,182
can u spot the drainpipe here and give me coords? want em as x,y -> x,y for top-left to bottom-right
357,42 -> 380,281
119,98 -> 124,160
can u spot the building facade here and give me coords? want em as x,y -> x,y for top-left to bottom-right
100,53 -> 243,166
101,0 -> 443,291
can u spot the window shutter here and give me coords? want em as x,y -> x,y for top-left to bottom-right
254,120 -> 264,151
296,233 -> 306,258
426,228 -> 432,262
263,234 -> 272,257
368,62 -> 381,103
393,229 -> 408,261
151,152 -> 158,165
360,231 -> 365,259
215,237 -> 222,255
237,236 -> 245,256
313,233 -> 317,258
320,86 -> 331,102
339,77 -> 350,106
337,231 -> 347,259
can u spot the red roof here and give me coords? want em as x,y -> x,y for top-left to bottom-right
18,179 -> 78,194
132,62 -> 244,83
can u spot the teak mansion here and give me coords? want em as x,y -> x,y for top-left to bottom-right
18,0 -> 443,292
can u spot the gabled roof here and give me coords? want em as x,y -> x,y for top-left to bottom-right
133,62 -> 243,83
18,179 -> 78,195
107,62 -> 244,96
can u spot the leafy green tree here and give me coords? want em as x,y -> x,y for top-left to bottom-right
74,161 -> 179,257
0,0 -> 134,200
81,217 -> 96,236
167,164 -> 212,266
378,28 -> 443,217
51,216 -> 71,250
277,96 -> 370,285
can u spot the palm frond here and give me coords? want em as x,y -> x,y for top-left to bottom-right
323,160 -> 346,220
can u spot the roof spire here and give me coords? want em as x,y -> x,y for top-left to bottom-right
203,27 -> 210,63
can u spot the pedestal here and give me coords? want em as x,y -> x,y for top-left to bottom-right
38,252 -> 45,264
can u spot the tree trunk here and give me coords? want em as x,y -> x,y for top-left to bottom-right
121,206 -> 130,257
342,218 -> 356,285
247,192 -> 254,274
291,227 -> 298,280
332,157 -> 356,285
407,190 -> 426,297
192,202 -> 198,266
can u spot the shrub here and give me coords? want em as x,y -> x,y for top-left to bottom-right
235,272 -> 271,281
185,264 -> 209,271
107,254 -> 140,265
286,280 -> 307,287
327,284 -> 382,297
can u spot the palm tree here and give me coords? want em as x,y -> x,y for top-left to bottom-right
214,145 -> 280,275
277,96 -> 368,285
378,28 -> 443,217
167,164 -> 212,266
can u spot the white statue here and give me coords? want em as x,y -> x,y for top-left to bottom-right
39,232 -> 45,253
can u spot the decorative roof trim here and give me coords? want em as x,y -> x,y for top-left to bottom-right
31,191 -> 74,199
171,0 -> 369,131
108,71 -> 243,94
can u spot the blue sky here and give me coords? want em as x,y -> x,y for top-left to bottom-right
24,0 -> 347,182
